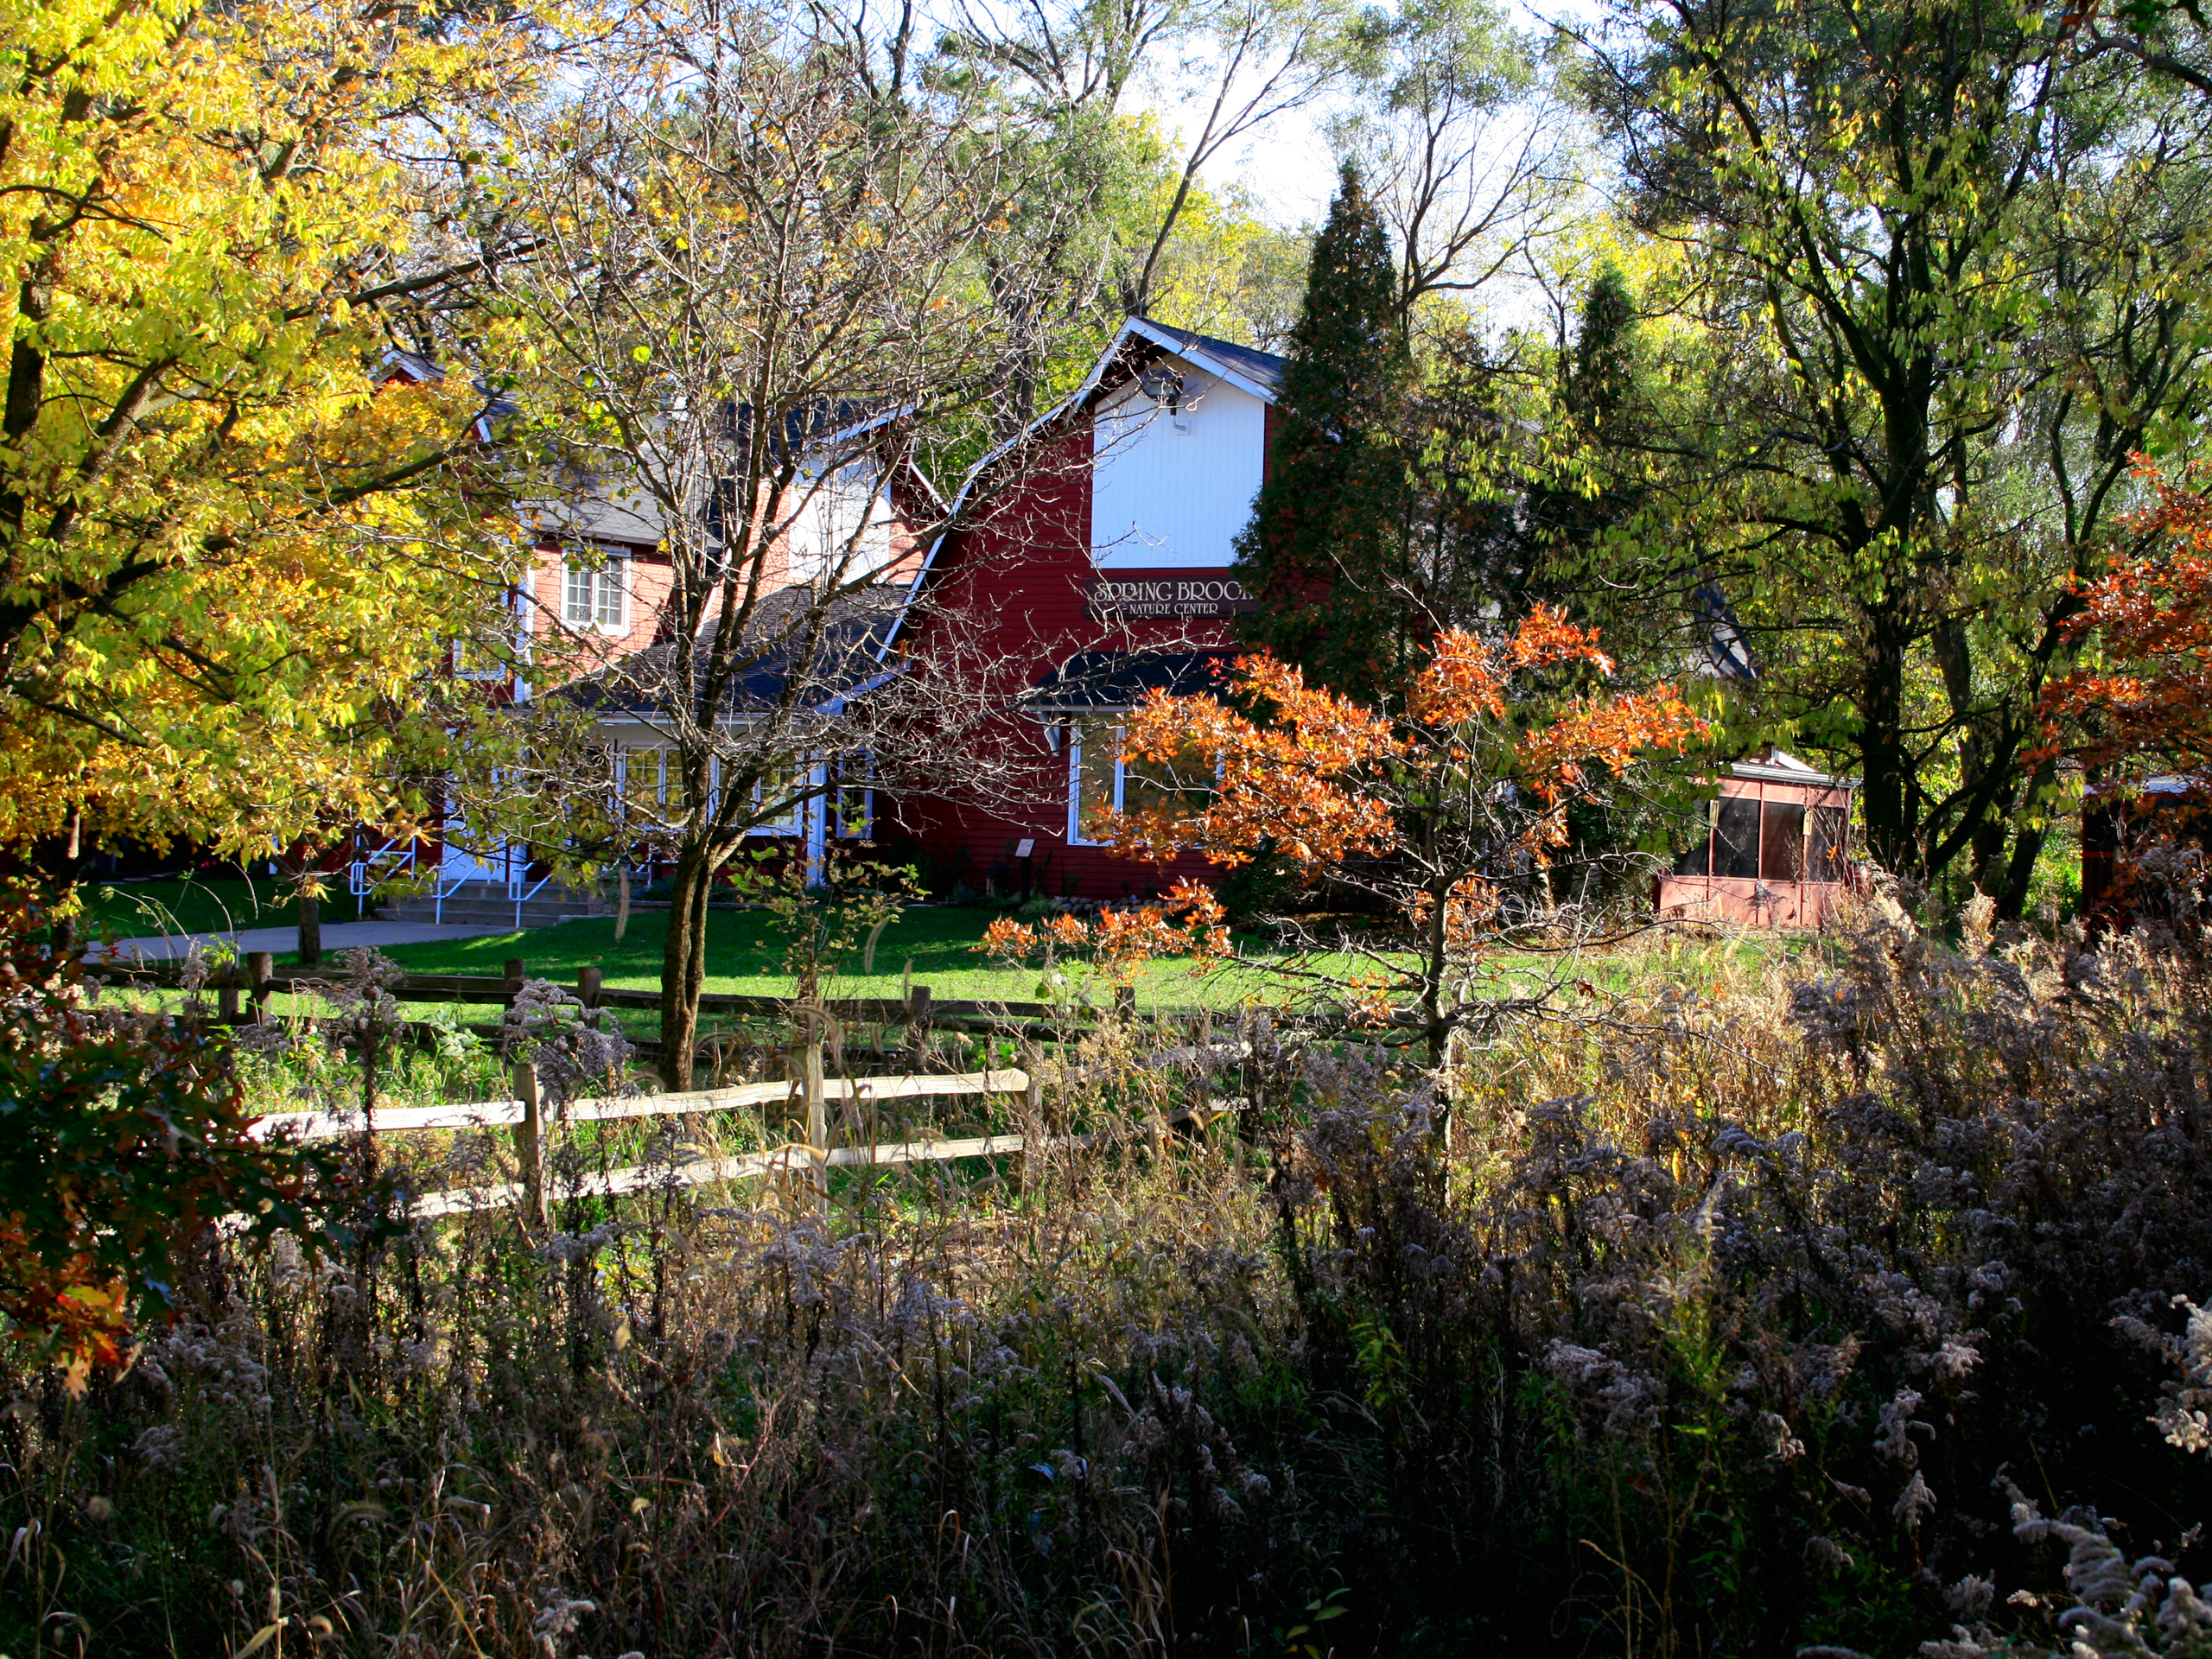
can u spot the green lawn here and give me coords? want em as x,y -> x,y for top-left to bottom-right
370,904 -> 1243,1010
83,888 -> 1806,1034
67,874 -> 340,944
364,903 -> 1800,1013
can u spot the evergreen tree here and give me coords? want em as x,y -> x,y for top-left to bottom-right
1529,263 -> 1653,588
1567,263 -> 1641,436
1230,162 -> 1420,705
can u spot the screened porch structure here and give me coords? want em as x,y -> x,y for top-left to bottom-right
1657,752 -> 1854,928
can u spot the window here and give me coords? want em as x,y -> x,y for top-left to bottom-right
752,763 -> 803,835
1714,798 -> 1761,879
454,585 -> 527,680
835,759 -> 874,839
1068,719 -> 1211,845
1811,804 -> 1848,881
563,553 -> 627,631
837,785 -> 872,839
450,633 -> 507,682
1123,736 -> 1213,821
1672,810 -> 1712,876
1071,720 -> 1118,844
1761,802 -> 1807,881
614,745 -> 664,818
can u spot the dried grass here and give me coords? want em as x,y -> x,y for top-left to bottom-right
8,894 -> 2212,1656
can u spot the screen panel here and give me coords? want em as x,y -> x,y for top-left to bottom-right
1673,807 -> 1712,876
1761,803 -> 1807,880
1811,805 -> 1847,880
1715,798 -> 1761,879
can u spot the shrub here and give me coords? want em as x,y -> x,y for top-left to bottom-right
0,899 -> 359,1386
3,897 -> 2211,1656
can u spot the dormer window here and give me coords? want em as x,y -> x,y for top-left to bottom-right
564,552 -> 627,632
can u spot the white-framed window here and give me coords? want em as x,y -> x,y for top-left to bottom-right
836,758 -> 874,839
613,743 -> 666,817
453,584 -> 527,680
1068,719 -> 1116,846
1066,718 -> 1211,846
450,634 -> 506,682
563,550 -> 628,632
750,762 -> 804,836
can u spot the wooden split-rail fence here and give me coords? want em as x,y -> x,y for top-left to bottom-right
94,953 -> 1236,1222
255,1047 -> 1205,1226
257,1055 -> 1066,1224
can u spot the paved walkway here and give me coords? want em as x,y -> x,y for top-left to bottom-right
87,918 -> 528,963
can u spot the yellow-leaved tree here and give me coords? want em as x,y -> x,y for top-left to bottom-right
0,0 -> 537,856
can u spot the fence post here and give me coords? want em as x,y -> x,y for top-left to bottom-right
514,1060 -> 548,1229
246,951 -> 274,1018
906,984 -> 932,1072
577,965 -> 603,1029
504,958 -> 527,1006
790,1011 -> 829,1219
1187,1010 -> 1211,1139
1021,1041 -> 1046,1198
217,969 -> 239,1023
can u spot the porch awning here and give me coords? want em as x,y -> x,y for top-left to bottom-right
1023,649 -> 1232,714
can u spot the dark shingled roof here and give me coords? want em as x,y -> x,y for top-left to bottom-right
1130,318 -> 1286,397
1025,649 -> 1233,712
1694,582 -> 1758,684
562,586 -> 904,717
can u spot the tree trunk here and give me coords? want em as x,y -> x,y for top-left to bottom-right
1423,866 -> 1450,1069
298,886 -> 321,964
1859,620 -> 1915,877
1996,758 -> 2060,921
659,842 -> 715,1090
52,809 -> 84,956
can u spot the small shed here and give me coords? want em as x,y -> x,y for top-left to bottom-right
1657,751 -> 1854,928
2081,775 -> 2212,920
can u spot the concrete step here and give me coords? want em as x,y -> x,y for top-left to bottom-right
378,881 -> 605,928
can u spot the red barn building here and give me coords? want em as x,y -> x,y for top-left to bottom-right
882,318 -> 1285,900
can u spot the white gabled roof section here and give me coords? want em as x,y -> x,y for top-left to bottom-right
1122,316 -> 1284,404
878,318 -> 1284,658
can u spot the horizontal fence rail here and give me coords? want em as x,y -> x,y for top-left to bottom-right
253,1069 -> 1033,1142
257,1054 -> 1133,1222
92,955 -> 1408,1052
404,1114 -> 1205,1223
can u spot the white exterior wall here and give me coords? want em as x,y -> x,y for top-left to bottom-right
1090,365 -> 1265,569
787,461 -> 895,582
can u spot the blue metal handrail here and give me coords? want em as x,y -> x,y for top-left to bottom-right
348,839 -> 417,899
429,863 -> 474,925
508,868 -> 555,930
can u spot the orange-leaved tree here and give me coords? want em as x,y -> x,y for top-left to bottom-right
2040,461 -> 2212,779
1093,610 -> 1704,1062
981,883 -> 1231,1010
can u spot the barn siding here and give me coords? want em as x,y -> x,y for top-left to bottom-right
886,418 -> 1235,900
